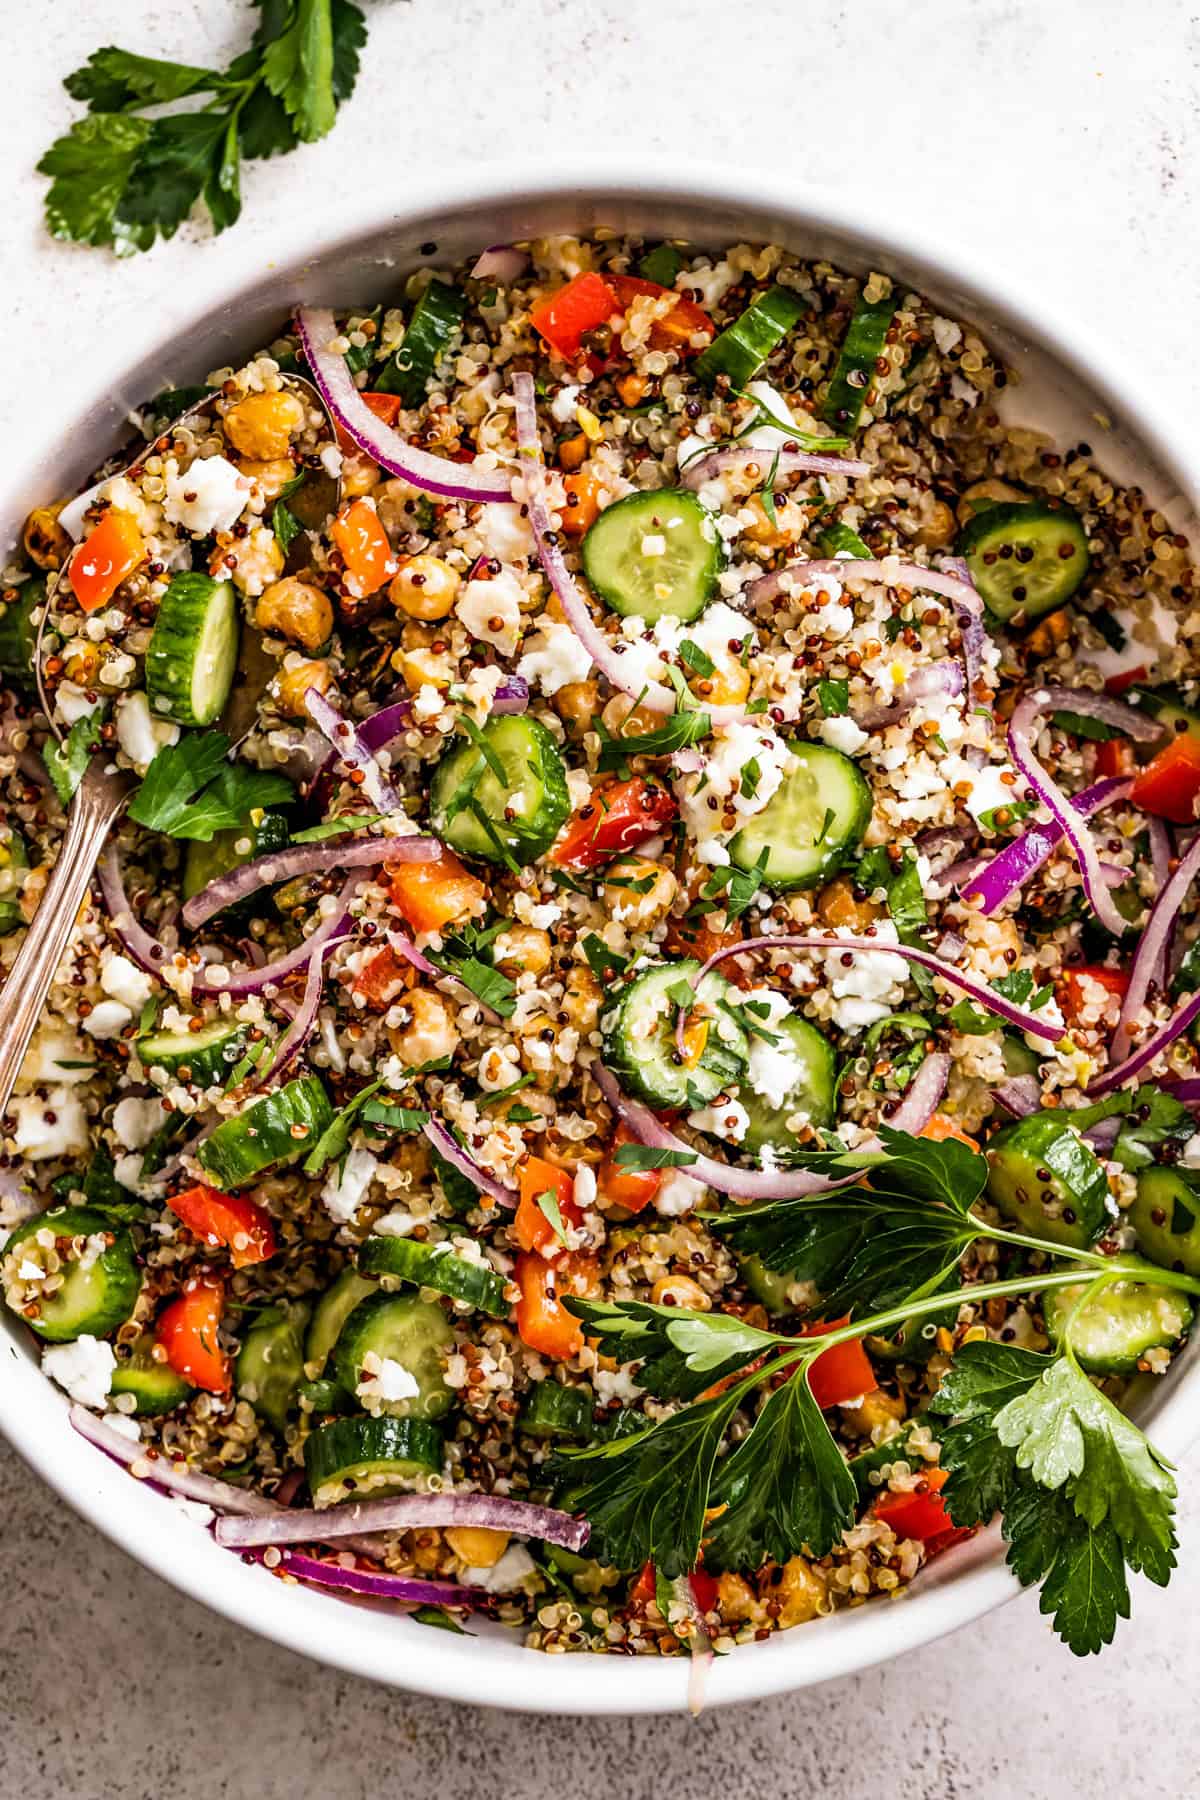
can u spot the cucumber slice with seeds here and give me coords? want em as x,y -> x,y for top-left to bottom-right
822,288 -> 898,431
695,285 -> 807,389
729,743 -> 871,891
958,500 -> 1089,625
197,1075 -> 332,1190
332,1291 -> 455,1419
358,1235 -> 509,1317
602,958 -> 749,1110
1043,1272 -> 1192,1375
136,1017 -> 246,1088
581,488 -> 723,624
2,1205 -> 141,1343
304,1414 -> 444,1506
145,572 -> 240,727
430,714 -> 570,865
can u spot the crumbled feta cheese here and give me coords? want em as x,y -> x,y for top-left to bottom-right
516,618 -> 593,696
163,456 -> 248,536
83,1000 -> 134,1040
455,568 -> 524,655
14,1088 -> 90,1159
101,952 -> 154,1013
42,1335 -> 115,1408
117,690 -> 180,771
321,1145 -> 379,1225
112,1095 -> 166,1150
818,714 -> 869,756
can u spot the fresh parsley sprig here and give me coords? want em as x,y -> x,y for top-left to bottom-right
39,2 -> 367,255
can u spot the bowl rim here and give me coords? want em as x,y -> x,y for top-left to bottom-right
4,155 -> 1200,1715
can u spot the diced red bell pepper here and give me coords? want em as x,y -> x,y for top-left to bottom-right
1129,733 -> 1200,823
800,1317 -> 878,1411
330,498 -> 398,599
873,1466 -> 955,1541
530,273 -> 619,360
1060,964 -> 1130,1023
515,1156 -> 581,1259
168,1185 -> 276,1269
1095,736 -> 1137,779
514,1252 -> 588,1360
597,1121 -> 662,1216
550,776 -> 678,870
157,1271 -> 231,1394
70,509 -> 146,612
352,943 -> 413,1010
388,845 -> 486,935
607,275 -> 715,353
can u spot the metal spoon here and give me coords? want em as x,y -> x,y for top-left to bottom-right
0,377 -> 341,1117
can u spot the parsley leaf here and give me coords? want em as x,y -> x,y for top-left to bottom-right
128,735 -> 292,841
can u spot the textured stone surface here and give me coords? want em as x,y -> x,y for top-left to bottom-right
3,2 -> 1200,1794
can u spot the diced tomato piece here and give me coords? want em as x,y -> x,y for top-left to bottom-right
157,1271 -> 231,1393
515,1156 -> 581,1258
873,1466 -> 955,1541
1060,964 -> 1130,1023
800,1317 -> 878,1411
388,846 -> 486,935
70,509 -> 146,612
330,498 -> 398,599
167,1186 -> 276,1269
550,777 -> 679,870
920,1113 -> 980,1152
352,942 -> 413,1010
514,1252 -> 585,1360
1104,664 -> 1149,695
1129,733 -> 1200,823
362,391 -> 405,425
607,274 -> 715,353
530,273 -> 618,360
597,1121 -> 662,1216
1095,736 -> 1136,778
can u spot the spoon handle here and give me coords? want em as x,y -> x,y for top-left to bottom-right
0,764 -> 132,1120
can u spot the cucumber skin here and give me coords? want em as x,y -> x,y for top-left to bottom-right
985,1115 -> 1110,1248
197,1075 -> 333,1190
430,714 -> 570,865
3,1205 -> 141,1343
729,745 -> 872,892
145,572 -> 240,728
304,1415 -> 444,1505
332,1291 -> 456,1420
358,1236 -> 510,1318
1043,1273 -> 1192,1375
580,488 -> 723,625
958,501 -> 1089,625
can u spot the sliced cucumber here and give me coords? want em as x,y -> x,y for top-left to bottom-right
2,1205 -> 141,1343
145,572 -> 240,727
0,578 -> 42,684
519,1380 -> 595,1440
374,280 -> 467,406
1130,1166 -> 1200,1276
236,1301 -> 310,1432
197,1075 -> 333,1190
304,1268 -> 377,1375
602,958 -> 749,1109
734,1014 -> 836,1156
304,1414 -> 444,1507
985,1114 -> 1110,1248
1043,1272 -> 1192,1375
958,500 -> 1089,625
695,285 -> 807,389
581,488 -> 723,624
430,714 -> 570,865
358,1235 -> 509,1317
183,807 -> 291,906
137,1017 -> 247,1088
822,288 -> 897,431
111,1335 -> 193,1414
817,522 -> 871,560
332,1291 -> 455,1419
729,743 -> 871,891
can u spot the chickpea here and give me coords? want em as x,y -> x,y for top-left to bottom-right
23,504 -> 72,571
911,498 -> 956,551
444,1526 -> 510,1568
553,679 -> 601,740
775,1557 -> 828,1627
256,578 -> 334,653
386,987 -> 459,1066
492,925 -> 552,976
562,963 -> 602,1035
650,1274 -> 710,1310
340,449 -> 381,500
275,658 -> 333,718
817,876 -> 882,930
690,653 -> 751,709
600,694 -> 664,739
390,554 -> 460,622
840,1389 -> 906,1437
955,478 -> 1025,527
223,389 -> 306,461
235,458 -> 299,502
603,855 -> 677,928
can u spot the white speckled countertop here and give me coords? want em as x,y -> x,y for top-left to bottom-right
3,3 -> 1200,1793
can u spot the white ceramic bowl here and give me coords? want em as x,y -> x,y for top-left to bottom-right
4,162 -> 1199,1715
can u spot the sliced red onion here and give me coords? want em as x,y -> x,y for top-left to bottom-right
1111,831 -> 1200,1065
994,1075 -> 1041,1118
1088,986 -> 1200,1095
745,557 -> 982,620
680,448 -> 869,491
470,244 -> 529,282
1008,689 -> 1161,935
512,371 -> 675,714
959,776 -> 1132,914
182,836 -> 437,931
854,660 -> 964,730
250,1546 -> 484,1607
296,307 -> 512,503
888,1051 -> 950,1133
491,676 -> 530,716
422,1116 -> 517,1209
940,554 -> 989,707
305,688 -> 405,813
215,1491 -> 588,1553
70,1405 -> 277,1515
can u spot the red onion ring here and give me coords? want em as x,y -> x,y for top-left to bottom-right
215,1491 -> 588,1553
182,836 -> 437,931
249,1546 -> 485,1607
422,1116 -> 517,1209
679,448 -> 869,491
1111,830 -> 1200,1065
70,1405 -> 278,1515
1007,688 -> 1161,935
959,776 -> 1132,914
296,307 -> 512,503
